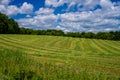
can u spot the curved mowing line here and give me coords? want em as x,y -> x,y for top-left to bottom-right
0,39 -> 41,53
109,40 -> 120,48
74,38 -> 83,51
58,37 -> 69,49
70,38 -> 79,50
30,36 -> 58,47
0,35 -> 47,52
103,40 -> 120,51
62,37 -> 73,49
0,35 -> 54,47
0,35 -> 25,42
50,37 -> 66,48
79,38 -> 92,51
1,35 -> 56,44
58,37 -> 69,48
92,39 -> 112,54
50,37 -> 73,49
84,39 -> 96,52
78,38 -> 85,51
0,36 -> 54,53
46,37 -> 63,47
68,38 -> 81,50
98,40 -> 120,54
89,39 -> 107,53
84,39 -> 101,53
104,40 -> 120,49
0,42 -> 18,50
41,36 -> 61,47
93,39 -> 119,54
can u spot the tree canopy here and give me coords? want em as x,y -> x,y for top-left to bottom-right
0,13 -> 19,34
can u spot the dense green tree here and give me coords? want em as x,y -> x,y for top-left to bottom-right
83,32 -> 95,38
8,18 -> 19,34
66,32 -> 81,37
112,31 -> 120,40
0,12 -> 9,33
46,29 -> 64,36
19,27 -> 26,34
0,12 -> 19,34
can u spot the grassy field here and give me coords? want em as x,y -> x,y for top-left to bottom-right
0,34 -> 120,80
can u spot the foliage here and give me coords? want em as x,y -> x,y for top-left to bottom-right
0,13 -> 19,34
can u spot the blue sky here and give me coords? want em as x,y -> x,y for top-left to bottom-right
0,0 -> 120,32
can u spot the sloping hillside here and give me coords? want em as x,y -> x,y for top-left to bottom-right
0,34 -> 120,79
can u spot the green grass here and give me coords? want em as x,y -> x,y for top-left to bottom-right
0,34 -> 120,80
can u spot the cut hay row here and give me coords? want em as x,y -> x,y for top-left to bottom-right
1,34 -> 120,52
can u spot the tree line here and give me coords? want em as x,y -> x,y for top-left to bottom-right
0,12 -> 120,41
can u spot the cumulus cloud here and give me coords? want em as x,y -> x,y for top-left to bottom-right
0,5 -> 6,12
56,25 -> 70,32
45,0 -> 65,7
5,5 -> 19,16
0,4 -> 19,16
19,2 -> 33,14
0,0 -> 11,5
17,14 -> 58,29
0,1 -> 33,16
45,0 -> 101,11
35,8 -> 54,15
100,0 -> 113,10
45,0 -> 117,12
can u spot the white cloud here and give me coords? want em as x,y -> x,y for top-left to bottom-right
17,14 -> 58,29
35,8 -> 54,15
0,5 -> 19,16
100,0 -> 113,10
45,0 -> 64,7
104,28 -> 113,31
56,25 -> 70,32
6,5 -> 19,16
45,0 -> 118,12
45,0 -> 101,11
0,5 -> 6,12
20,2 -> 33,14
0,0 -> 11,5
0,1 -> 34,16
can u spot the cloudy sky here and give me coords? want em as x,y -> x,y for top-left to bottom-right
0,0 -> 120,32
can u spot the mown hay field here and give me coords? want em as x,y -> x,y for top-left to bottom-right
0,34 -> 120,80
